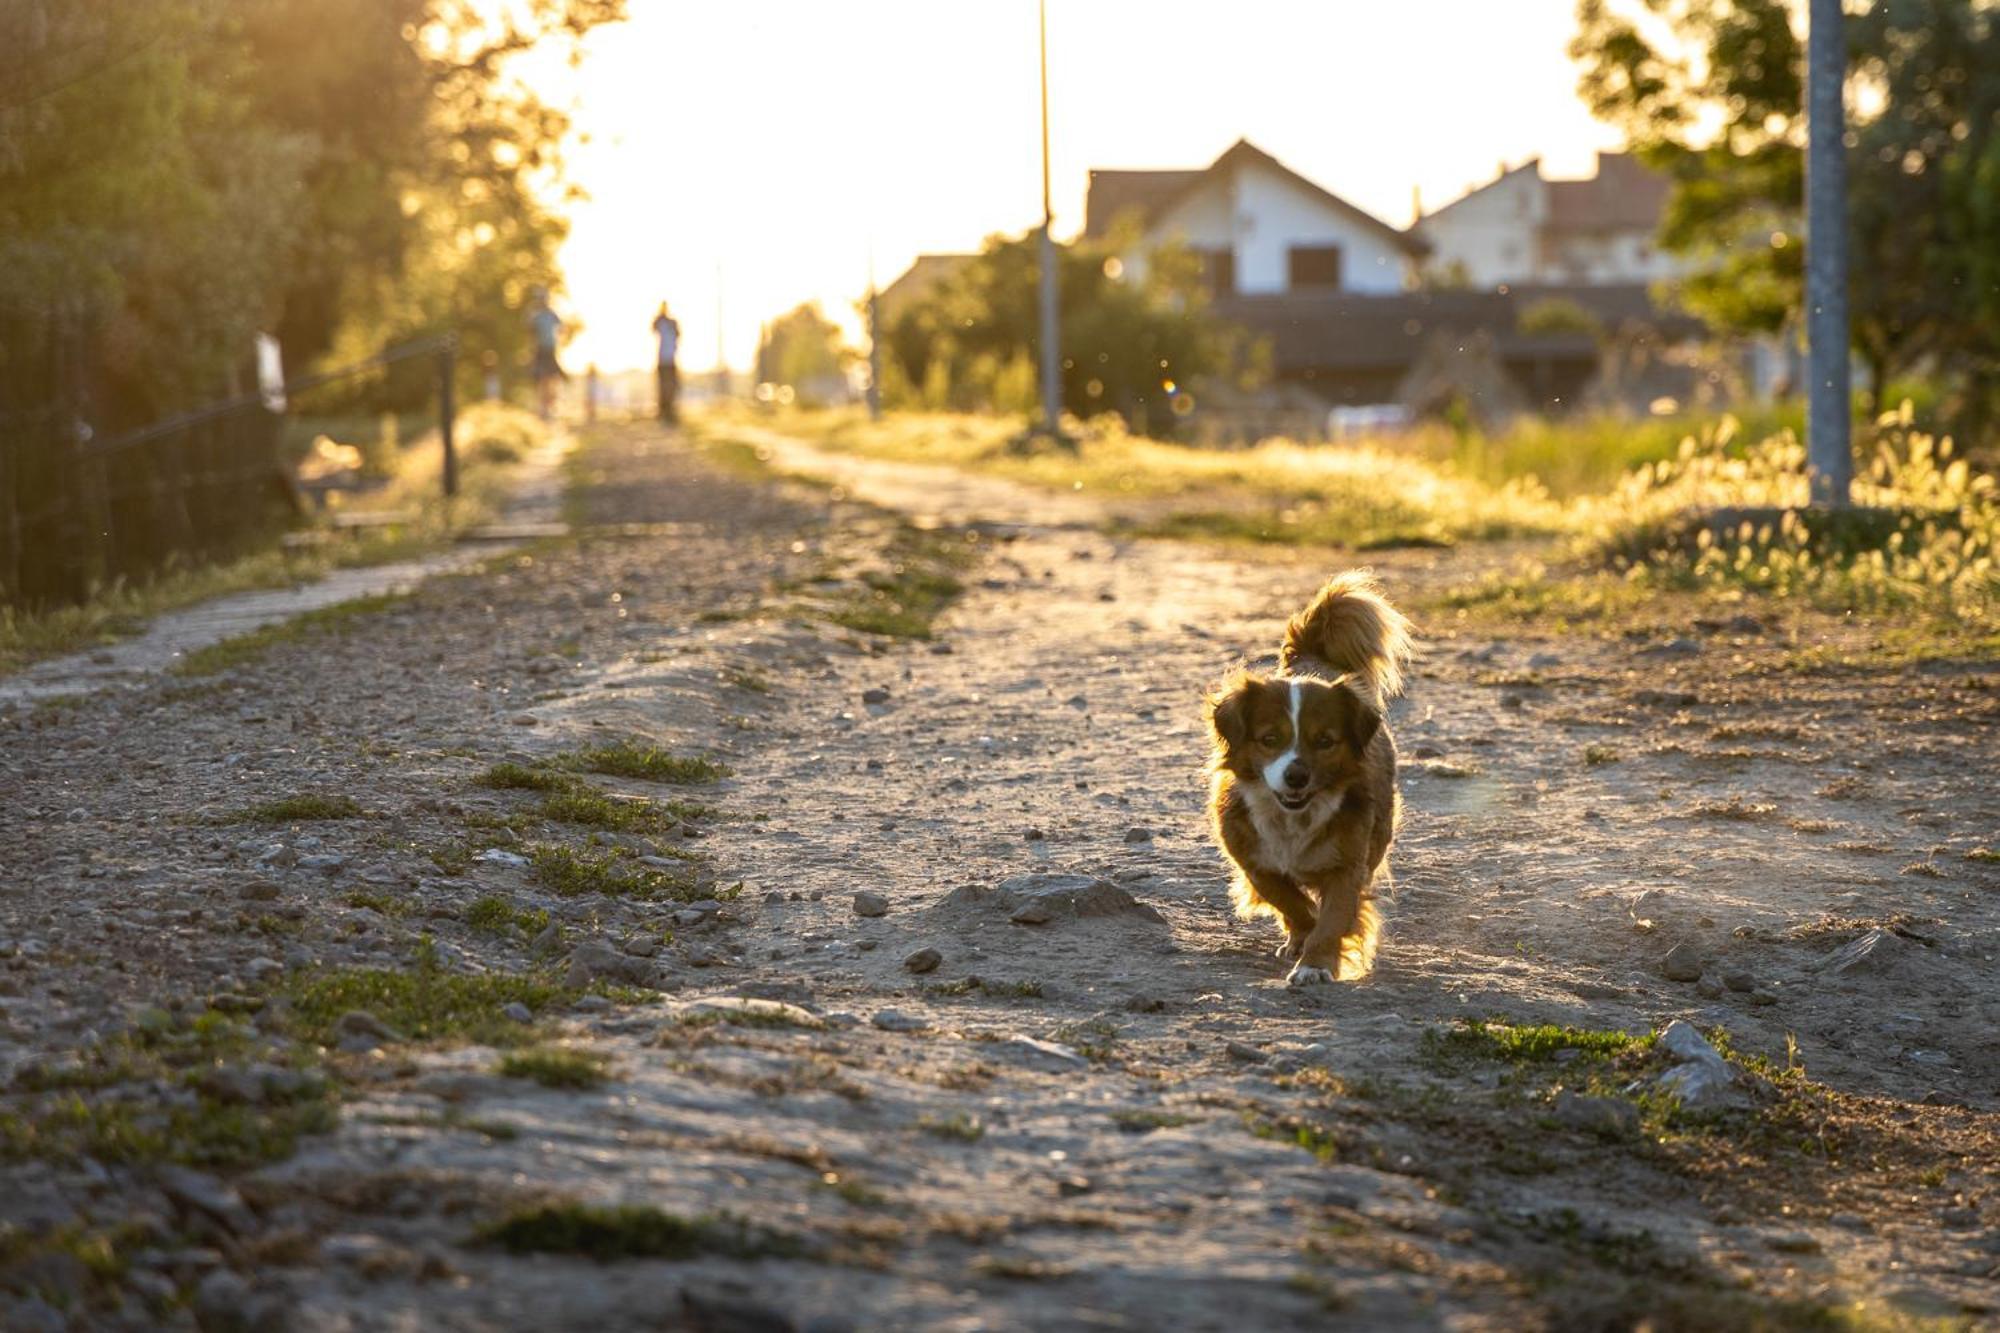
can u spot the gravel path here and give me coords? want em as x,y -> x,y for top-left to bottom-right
1,422 -> 1994,1331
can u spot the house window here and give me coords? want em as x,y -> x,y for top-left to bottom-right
1287,245 -> 1343,290
1195,247 -> 1235,297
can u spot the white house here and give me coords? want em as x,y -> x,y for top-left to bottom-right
1415,153 -> 1682,288
1083,139 -> 1425,297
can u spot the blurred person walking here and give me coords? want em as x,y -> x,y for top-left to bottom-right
528,288 -> 565,421
653,301 -> 681,423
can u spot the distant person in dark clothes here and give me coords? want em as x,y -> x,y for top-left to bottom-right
528,288 -> 564,421
653,301 -> 680,423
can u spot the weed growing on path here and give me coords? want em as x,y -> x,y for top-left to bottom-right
496,1047 -> 609,1089
557,741 -> 727,785
283,943 -> 566,1047
229,792 -> 365,823
529,843 -> 700,900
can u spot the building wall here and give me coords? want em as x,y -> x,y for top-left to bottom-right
1130,159 -> 1411,295
1539,229 -> 1681,285
1413,166 -> 1544,287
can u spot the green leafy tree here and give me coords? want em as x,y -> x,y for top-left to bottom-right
0,1 -> 309,419
1571,0 -> 2000,422
756,303 -> 850,405
878,228 -> 1251,435
0,0 -> 623,423
234,0 -> 624,397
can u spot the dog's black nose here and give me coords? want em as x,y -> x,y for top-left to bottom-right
1282,761 -> 1310,790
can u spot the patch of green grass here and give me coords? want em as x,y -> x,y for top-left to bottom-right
1965,847 -> 1999,863
723,665 -> 772,693
281,943 -> 567,1047
557,741 -> 727,785
475,1202 -> 803,1262
1049,1017 -> 1120,1061
229,792 -> 364,823
1110,1108 -> 1198,1133
0,1009 -> 335,1168
475,762 -> 579,793
0,1091 -> 337,1168
539,789 -> 668,832
172,592 -> 409,677
1421,1020 -> 1652,1070
465,895 -> 550,939
1582,744 -> 1621,767
918,1111 -> 985,1141
816,530 -> 970,641
496,1047 -> 609,1089
528,843 -> 701,901
1247,1113 -> 1346,1163
342,890 -> 410,918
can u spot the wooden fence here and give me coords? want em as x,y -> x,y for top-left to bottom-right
0,329 -> 456,611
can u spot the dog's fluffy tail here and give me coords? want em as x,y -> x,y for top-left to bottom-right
1280,569 -> 1413,706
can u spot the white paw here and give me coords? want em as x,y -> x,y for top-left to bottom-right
1286,964 -> 1336,987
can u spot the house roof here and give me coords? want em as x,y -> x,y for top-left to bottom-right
1416,158 -> 1542,224
1216,290 -> 1517,373
1544,153 -> 1671,233
876,253 -> 974,323
1215,283 -> 1697,374
1419,152 -> 1670,234
1083,138 -> 1428,258
1082,170 -> 1204,239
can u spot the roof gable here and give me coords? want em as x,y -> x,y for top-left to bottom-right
1082,138 -> 1426,257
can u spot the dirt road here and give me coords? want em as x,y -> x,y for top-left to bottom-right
1,423 -> 1994,1331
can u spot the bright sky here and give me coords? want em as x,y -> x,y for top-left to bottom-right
534,1 -> 1627,374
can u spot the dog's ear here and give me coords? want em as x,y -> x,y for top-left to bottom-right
1204,673 -> 1259,751
1334,685 -> 1382,754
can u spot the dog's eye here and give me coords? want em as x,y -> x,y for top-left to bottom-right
1315,732 -> 1336,747
1257,732 -> 1280,746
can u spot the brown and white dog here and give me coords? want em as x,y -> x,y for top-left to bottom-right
1204,571 -> 1413,986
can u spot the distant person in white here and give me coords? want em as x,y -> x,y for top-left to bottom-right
652,302 -> 680,423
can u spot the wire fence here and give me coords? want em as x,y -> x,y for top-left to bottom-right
0,327 -> 457,611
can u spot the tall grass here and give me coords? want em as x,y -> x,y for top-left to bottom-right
1580,406 -> 1997,627
705,401 -> 1996,639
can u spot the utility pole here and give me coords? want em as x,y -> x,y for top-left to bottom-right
866,250 -> 882,421
1805,0 -> 1851,508
715,259 -> 729,399
1036,0 -> 1062,439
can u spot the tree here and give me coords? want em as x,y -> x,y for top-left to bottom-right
0,1 -> 310,420
232,0 -> 624,397
1571,0 -> 2000,421
0,0 -> 624,425
756,303 -> 850,405
877,228 -> 1253,435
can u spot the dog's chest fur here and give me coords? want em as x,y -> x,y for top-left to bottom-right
1237,783 -> 1344,878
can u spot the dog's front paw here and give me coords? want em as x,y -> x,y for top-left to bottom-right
1286,964 -> 1336,987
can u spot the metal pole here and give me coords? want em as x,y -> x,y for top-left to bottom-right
439,346 -> 458,500
1805,0 -> 1850,508
1037,0 -> 1062,437
866,284 -> 883,421
715,259 -> 728,399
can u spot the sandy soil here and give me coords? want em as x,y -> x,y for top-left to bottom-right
0,422 -> 1994,1331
